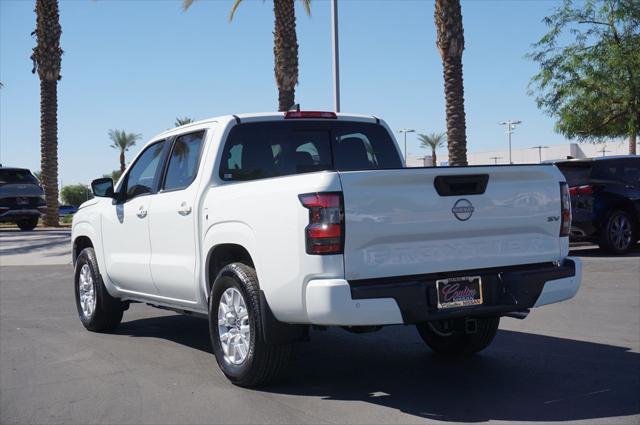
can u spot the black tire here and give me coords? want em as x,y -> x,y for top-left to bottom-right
74,247 -> 124,332
17,217 -> 38,231
416,317 -> 500,356
209,263 -> 291,387
598,209 -> 637,254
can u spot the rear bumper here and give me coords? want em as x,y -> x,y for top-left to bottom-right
304,258 -> 581,326
0,209 -> 42,222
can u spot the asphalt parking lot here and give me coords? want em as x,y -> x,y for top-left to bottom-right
0,229 -> 638,424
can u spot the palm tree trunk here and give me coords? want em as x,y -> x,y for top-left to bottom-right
33,0 -> 62,227
120,151 -> 126,173
442,56 -> 467,165
431,148 -> 437,166
630,133 -> 637,155
273,0 -> 298,111
40,79 -> 59,227
435,0 -> 468,166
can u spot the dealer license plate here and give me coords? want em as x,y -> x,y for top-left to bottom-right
436,276 -> 483,309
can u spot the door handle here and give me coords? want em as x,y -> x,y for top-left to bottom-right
177,201 -> 192,216
136,205 -> 148,218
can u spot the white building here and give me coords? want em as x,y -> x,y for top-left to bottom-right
435,140 -> 632,166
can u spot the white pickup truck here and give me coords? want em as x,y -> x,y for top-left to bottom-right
72,111 -> 582,387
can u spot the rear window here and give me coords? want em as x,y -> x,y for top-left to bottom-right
555,163 -> 593,187
0,169 -> 39,185
219,121 -> 402,181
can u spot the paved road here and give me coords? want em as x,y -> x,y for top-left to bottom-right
0,228 -> 71,266
0,230 -> 638,424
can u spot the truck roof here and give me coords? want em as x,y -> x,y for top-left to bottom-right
154,112 -> 380,139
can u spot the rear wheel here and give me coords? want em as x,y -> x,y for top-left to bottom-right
17,217 -> 38,231
209,263 -> 291,387
74,247 -> 124,332
598,209 -> 637,254
416,317 -> 500,356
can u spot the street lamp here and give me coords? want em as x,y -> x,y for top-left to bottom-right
499,120 -> 522,164
397,129 -> 415,162
531,145 -> 549,163
331,0 -> 340,113
489,156 -> 502,165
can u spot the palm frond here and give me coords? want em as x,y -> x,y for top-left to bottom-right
108,129 -> 141,152
175,117 -> 194,127
182,0 -> 195,11
229,0 -> 243,21
417,132 -> 447,149
301,0 -> 311,16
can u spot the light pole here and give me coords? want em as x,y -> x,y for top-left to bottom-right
599,146 -> 611,157
531,145 -> 549,163
499,120 -> 522,164
397,129 -> 415,162
331,0 -> 340,113
489,156 -> 502,165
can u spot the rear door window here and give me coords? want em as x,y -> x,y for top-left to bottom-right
219,120 -> 402,181
163,131 -> 205,191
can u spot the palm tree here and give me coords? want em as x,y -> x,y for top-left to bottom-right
175,117 -> 193,127
417,132 -> 446,166
109,129 -> 142,173
31,0 -> 63,227
434,0 -> 468,166
182,0 -> 311,111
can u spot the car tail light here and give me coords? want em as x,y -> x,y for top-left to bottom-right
560,182 -> 571,237
569,184 -> 594,197
285,111 -> 337,119
299,192 -> 344,255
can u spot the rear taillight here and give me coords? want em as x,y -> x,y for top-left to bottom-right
299,192 -> 344,255
560,182 -> 571,237
569,184 -> 594,197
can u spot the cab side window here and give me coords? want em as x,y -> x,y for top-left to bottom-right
123,141 -> 166,199
163,131 -> 205,191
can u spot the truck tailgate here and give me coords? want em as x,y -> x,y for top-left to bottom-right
339,166 -> 565,281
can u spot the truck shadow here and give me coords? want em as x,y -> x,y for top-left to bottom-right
117,315 -> 639,423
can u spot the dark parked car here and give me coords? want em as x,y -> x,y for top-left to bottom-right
555,156 -> 640,254
58,205 -> 78,217
0,166 -> 46,231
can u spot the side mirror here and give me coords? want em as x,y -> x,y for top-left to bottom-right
91,178 -> 115,198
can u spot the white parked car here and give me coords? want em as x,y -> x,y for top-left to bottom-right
72,111 -> 582,387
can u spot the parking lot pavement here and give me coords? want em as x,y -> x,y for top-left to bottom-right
0,243 -> 638,424
0,228 -> 71,266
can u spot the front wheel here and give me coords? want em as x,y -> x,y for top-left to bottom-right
74,247 -> 124,332
416,317 -> 500,356
209,263 -> 291,387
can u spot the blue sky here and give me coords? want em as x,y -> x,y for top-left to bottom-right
1,0 -> 566,184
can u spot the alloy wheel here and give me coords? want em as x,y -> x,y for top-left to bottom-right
78,264 -> 96,318
217,287 -> 251,365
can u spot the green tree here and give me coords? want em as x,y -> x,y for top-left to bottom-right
182,0 -> 311,111
61,184 -> 93,207
418,132 -> 447,166
435,0 -> 468,166
109,129 -> 141,173
31,0 -> 63,226
175,117 -> 193,127
529,0 -> 640,155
